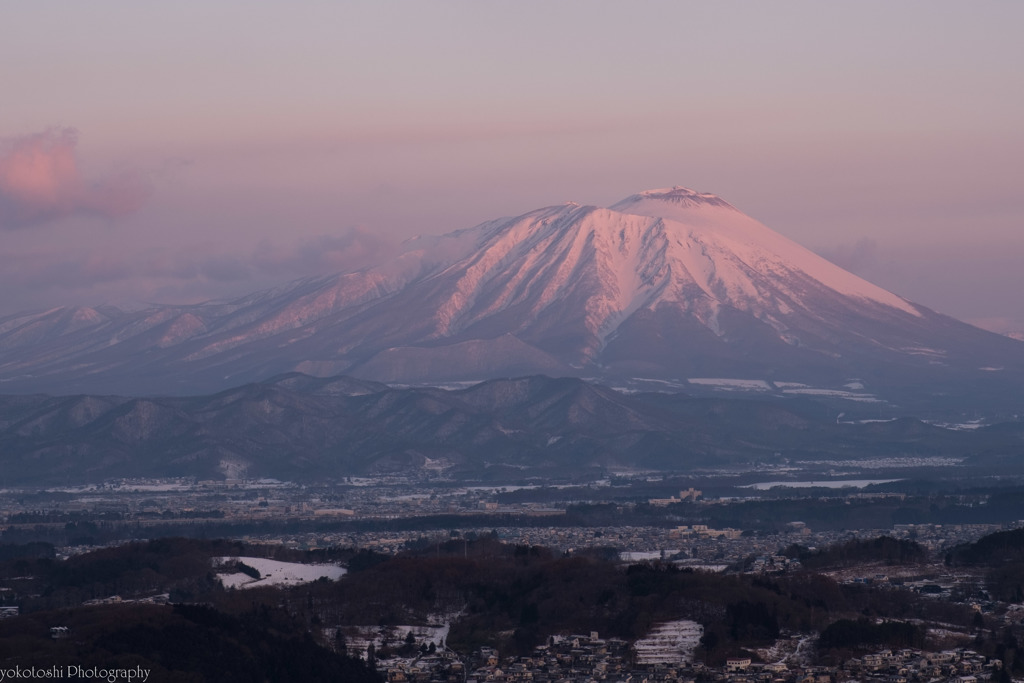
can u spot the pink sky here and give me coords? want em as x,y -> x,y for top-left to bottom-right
2,2 -> 1023,334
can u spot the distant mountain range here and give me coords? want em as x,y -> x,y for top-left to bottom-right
2,187 -> 1022,413
0,373 -> 1011,485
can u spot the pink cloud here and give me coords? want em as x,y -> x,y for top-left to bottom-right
0,128 -> 150,229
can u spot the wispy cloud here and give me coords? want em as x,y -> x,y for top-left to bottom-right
0,128 -> 150,229
0,227 -> 399,314
252,229 -> 398,278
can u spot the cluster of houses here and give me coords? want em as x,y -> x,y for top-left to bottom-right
709,648 -> 998,683
841,648 -> 997,682
748,554 -> 803,574
461,634 -> 637,683
382,651 -> 465,683
379,635 -> 1001,683
648,489 -> 703,506
669,524 -> 745,541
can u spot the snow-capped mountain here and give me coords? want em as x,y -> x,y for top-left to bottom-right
2,187 -> 1022,412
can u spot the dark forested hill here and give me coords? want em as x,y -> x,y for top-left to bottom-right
0,536 -> 980,668
0,373 -> 1017,484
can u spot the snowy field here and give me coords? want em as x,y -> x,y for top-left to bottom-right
214,556 -> 346,590
925,418 -> 988,431
338,620 -> 455,658
619,550 -> 665,562
778,387 -> 881,402
633,619 -> 703,665
687,378 -> 772,391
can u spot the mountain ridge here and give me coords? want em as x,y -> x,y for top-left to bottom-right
1,187 -> 1021,414
0,372 -> 1006,484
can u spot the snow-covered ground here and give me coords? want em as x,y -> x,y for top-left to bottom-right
619,550 -> 667,562
778,387 -> 882,402
677,563 -> 729,573
688,378 -> 772,391
628,378 -> 689,390
214,556 -> 346,590
756,633 -> 815,667
924,418 -> 988,431
633,619 -> 703,665
339,619 -> 456,659
681,378 -> 883,402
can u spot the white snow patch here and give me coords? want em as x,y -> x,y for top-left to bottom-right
779,387 -> 883,402
688,378 -> 771,391
633,619 -> 703,665
619,550 -> 664,562
214,556 -> 346,590
342,622 -> 454,656
925,419 -> 987,431
631,378 -> 689,389
902,346 -> 947,356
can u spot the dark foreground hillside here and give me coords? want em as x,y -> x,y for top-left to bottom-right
0,602 -> 380,683
5,533 -> 1024,678
0,537 -> 979,666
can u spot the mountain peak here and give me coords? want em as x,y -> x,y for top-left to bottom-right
3,185 -> 1022,409
615,186 -> 737,211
